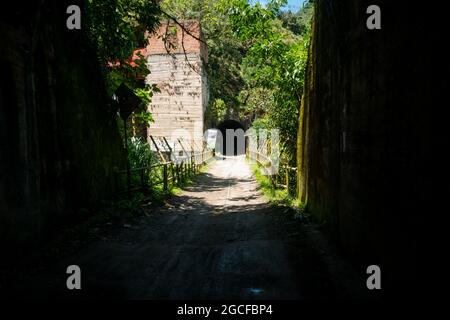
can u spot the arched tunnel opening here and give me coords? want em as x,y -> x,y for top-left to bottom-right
216,120 -> 246,156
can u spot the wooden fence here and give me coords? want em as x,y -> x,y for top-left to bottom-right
115,136 -> 214,195
247,148 -> 297,196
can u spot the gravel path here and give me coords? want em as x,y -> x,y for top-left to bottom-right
11,156 -> 363,299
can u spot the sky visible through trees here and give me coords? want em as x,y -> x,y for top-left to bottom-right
252,0 -> 308,11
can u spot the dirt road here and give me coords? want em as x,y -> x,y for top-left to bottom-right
12,156 -> 357,299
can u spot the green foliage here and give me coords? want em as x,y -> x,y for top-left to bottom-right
133,109 -> 154,125
251,163 -> 290,206
158,0 -> 313,164
226,0 -> 313,165
85,0 -> 162,121
162,0 -> 246,126
278,0 -> 314,36
85,0 -> 161,62
205,98 -> 227,125
251,162 -> 304,215
251,116 -> 271,132
127,137 -> 155,169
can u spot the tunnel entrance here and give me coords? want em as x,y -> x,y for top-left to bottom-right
216,120 -> 246,156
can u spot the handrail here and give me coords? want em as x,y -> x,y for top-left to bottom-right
247,149 -> 297,196
114,148 -> 214,195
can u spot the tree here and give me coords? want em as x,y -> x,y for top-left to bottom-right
278,0 -> 314,36
85,0 -> 162,126
225,0 -> 312,164
159,0 -> 314,164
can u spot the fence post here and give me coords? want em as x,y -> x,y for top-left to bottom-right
163,163 -> 168,192
170,163 -> 174,188
285,167 -> 289,195
179,163 -> 182,183
181,163 -> 184,183
193,154 -> 197,172
270,162 -> 275,189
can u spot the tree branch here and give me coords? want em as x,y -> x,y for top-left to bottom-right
159,9 -> 207,46
181,28 -> 202,75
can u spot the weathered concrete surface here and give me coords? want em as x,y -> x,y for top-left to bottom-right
0,1 -> 125,257
297,0 -> 445,296
9,157 -> 365,299
146,21 -> 209,152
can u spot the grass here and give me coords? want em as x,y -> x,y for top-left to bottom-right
251,162 -> 307,218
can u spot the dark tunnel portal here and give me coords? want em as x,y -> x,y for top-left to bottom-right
216,120 -> 246,156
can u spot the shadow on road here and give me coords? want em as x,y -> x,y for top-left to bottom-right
7,157 -> 367,300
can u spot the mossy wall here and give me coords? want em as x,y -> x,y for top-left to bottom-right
297,0 -> 444,294
0,1 -> 125,256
